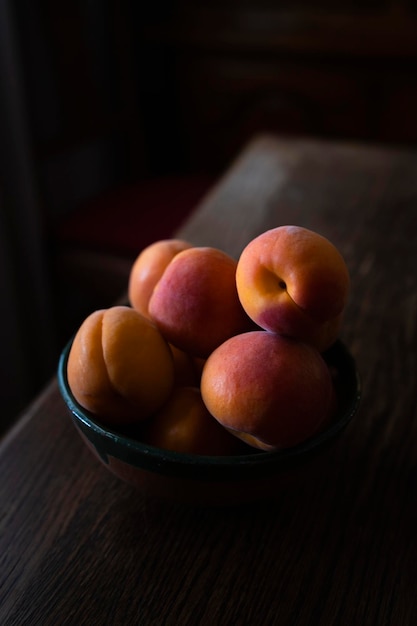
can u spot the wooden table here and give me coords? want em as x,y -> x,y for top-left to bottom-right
1,135 -> 417,625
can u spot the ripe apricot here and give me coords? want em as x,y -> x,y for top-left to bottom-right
148,246 -> 253,358
142,387 -> 243,455
169,343 -> 200,387
67,305 -> 175,425
128,238 -> 192,319
201,330 -> 334,450
236,225 -> 350,351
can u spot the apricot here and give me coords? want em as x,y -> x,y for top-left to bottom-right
236,225 -> 350,351
200,331 -> 334,450
67,306 -> 175,425
193,356 -> 207,382
148,246 -> 253,358
142,387 -> 243,455
169,343 -> 200,387
128,238 -> 192,319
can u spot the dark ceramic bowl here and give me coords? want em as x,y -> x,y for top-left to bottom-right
57,339 -> 360,506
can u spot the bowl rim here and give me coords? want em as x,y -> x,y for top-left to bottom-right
57,338 -> 361,480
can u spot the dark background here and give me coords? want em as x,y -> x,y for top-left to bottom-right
1,0 -> 417,433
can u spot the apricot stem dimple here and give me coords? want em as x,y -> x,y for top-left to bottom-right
278,279 -> 287,290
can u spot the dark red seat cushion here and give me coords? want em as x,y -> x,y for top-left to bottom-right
55,174 -> 215,258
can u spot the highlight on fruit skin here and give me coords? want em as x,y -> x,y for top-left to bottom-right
67,305 -> 175,426
235,225 -> 350,351
200,330 -> 335,451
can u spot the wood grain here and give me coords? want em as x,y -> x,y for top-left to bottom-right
1,135 -> 417,625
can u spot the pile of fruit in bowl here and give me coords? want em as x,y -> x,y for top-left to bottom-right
58,225 -> 360,505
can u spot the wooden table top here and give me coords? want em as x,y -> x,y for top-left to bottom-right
1,134 -> 417,625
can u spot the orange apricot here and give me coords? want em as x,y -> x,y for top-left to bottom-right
128,238 -> 192,319
148,246 -> 253,358
169,343 -> 200,387
67,305 -> 175,425
236,225 -> 350,351
142,387 -> 243,455
201,330 -> 334,450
